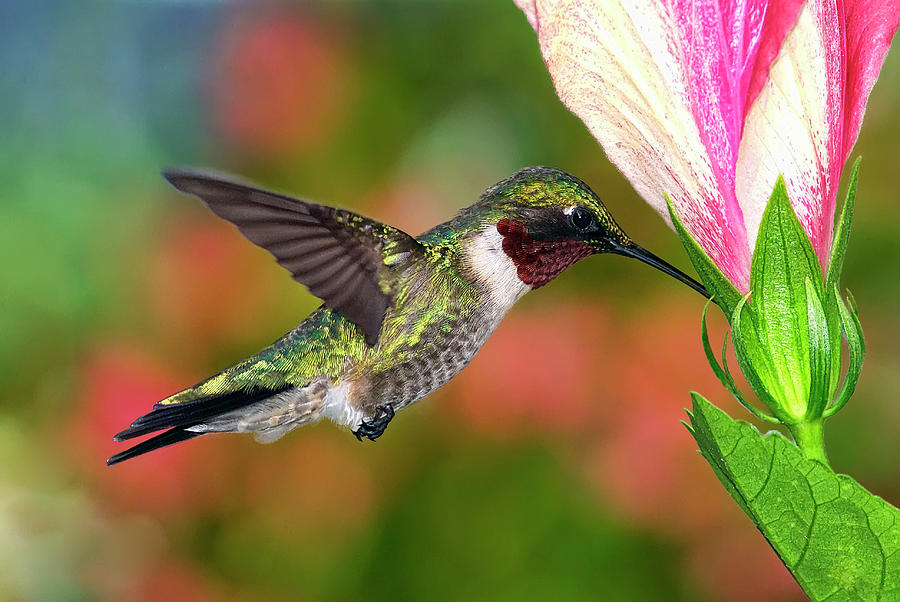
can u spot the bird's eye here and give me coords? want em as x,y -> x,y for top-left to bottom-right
569,206 -> 594,232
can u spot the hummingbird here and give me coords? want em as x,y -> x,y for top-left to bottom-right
107,166 -> 707,465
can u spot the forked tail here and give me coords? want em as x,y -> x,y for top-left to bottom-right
107,385 -> 291,466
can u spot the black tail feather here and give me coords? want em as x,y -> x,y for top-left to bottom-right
107,427 -> 203,466
108,385 -> 291,465
113,386 -> 291,441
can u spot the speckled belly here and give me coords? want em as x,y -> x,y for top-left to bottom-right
361,311 -> 504,413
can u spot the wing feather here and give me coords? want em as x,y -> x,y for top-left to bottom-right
164,168 -> 421,345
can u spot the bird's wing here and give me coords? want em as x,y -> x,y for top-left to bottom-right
164,168 -> 422,345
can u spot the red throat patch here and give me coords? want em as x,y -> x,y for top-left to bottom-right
496,219 -> 594,288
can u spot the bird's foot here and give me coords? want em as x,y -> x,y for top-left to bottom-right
353,404 -> 394,441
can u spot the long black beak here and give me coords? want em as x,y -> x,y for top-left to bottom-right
611,242 -> 709,298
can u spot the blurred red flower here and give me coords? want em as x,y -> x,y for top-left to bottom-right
210,10 -> 346,158
584,299 -> 725,536
242,430 -> 377,540
688,522 -> 805,601
147,213 -> 277,354
447,300 -> 613,439
129,561 -> 225,602
64,341 -> 233,516
581,298 -> 802,600
363,179 -> 449,239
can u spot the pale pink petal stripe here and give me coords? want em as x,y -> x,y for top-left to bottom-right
737,0 -> 899,265
516,0 -> 538,28
516,0 -> 757,290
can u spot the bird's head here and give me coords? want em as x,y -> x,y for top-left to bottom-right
462,166 -> 708,295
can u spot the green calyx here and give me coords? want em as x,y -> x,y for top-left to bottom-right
673,158 -> 866,463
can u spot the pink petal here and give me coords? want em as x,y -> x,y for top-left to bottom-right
671,0 -> 773,289
842,0 -> 900,161
515,0 -> 538,29
737,0 -> 899,265
516,0 -> 785,291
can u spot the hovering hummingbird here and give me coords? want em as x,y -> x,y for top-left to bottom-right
107,166 -> 707,465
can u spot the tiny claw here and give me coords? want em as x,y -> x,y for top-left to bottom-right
352,403 -> 395,442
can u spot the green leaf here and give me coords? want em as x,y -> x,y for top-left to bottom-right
688,394 -> 900,600
666,194 -> 743,317
749,176 -> 824,418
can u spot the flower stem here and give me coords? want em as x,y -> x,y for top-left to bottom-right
787,419 -> 828,466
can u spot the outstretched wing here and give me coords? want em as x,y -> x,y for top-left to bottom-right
164,168 -> 421,345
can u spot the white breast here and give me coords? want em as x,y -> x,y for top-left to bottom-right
322,381 -> 364,427
463,226 -> 530,312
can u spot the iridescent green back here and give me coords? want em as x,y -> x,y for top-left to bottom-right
157,235 -> 480,405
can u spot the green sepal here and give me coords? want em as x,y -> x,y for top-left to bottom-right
826,157 -> 860,291
824,287 -> 866,418
730,294 -> 788,423
700,298 -> 778,423
804,277 -> 831,420
824,157 -> 861,396
666,194 -> 742,318
748,176 -> 824,418
688,395 -> 900,600
846,290 -> 866,356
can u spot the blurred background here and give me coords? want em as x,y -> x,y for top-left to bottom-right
1,1 -> 898,600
